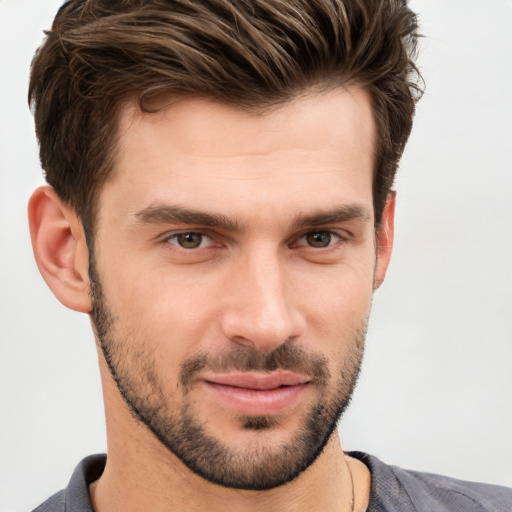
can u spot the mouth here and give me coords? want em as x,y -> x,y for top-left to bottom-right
201,371 -> 311,416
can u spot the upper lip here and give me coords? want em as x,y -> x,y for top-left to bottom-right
203,371 -> 311,390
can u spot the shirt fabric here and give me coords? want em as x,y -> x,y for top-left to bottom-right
32,451 -> 512,511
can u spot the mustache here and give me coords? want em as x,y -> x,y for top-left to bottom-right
180,343 -> 330,389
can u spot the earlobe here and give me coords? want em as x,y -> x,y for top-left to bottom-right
28,186 -> 92,313
374,192 -> 396,290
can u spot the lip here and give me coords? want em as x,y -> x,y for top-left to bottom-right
202,371 -> 311,416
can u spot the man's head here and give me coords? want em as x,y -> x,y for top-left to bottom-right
29,0 -> 422,239
27,0 -> 422,493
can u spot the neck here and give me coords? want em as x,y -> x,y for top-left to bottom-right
91,432 -> 357,512
91,357 -> 368,512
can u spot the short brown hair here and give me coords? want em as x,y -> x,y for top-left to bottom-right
29,0 -> 423,235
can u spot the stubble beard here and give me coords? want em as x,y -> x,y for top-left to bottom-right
89,260 -> 367,491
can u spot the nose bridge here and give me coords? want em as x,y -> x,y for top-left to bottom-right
221,243 -> 302,350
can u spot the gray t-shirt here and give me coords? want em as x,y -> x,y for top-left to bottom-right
32,452 -> 512,511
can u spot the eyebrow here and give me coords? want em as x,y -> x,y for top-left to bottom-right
133,203 -> 371,231
134,205 -> 242,231
292,205 -> 371,228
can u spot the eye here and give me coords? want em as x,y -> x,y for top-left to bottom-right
166,231 -> 213,249
297,230 -> 342,248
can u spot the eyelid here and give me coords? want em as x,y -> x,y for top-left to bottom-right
158,227 -> 351,251
160,227 -> 210,238
162,229 -> 216,247
292,228 -> 351,246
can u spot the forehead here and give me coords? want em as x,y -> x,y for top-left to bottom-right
118,87 -> 374,161
102,87 -> 376,224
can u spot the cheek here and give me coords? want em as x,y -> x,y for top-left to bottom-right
295,258 -> 374,344
100,258 -> 223,355
96,231 -> 376,359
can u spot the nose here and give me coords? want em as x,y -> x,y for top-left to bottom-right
220,247 -> 305,351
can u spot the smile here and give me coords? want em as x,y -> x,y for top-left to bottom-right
201,372 -> 311,415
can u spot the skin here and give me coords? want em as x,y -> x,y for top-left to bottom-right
28,86 -> 395,512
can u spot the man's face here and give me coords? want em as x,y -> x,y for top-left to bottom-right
90,87 -> 386,489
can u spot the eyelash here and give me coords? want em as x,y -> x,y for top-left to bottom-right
294,230 -> 345,249
163,229 -> 349,251
165,230 -> 215,250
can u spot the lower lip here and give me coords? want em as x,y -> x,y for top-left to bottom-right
203,381 -> 309,415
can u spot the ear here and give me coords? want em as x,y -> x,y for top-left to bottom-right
374,192 -> 396,290
28,185 -> 91,313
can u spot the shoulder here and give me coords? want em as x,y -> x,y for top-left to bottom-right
31,490 -> 65,512
393,465 -> 512,512
31,454 -> 106,512
349,451 -> 512,512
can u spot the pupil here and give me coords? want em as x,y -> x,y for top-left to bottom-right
307,231 -> 331,247
178,233 -> 202,248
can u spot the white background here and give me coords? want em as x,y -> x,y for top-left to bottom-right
1,1 -> 511,511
